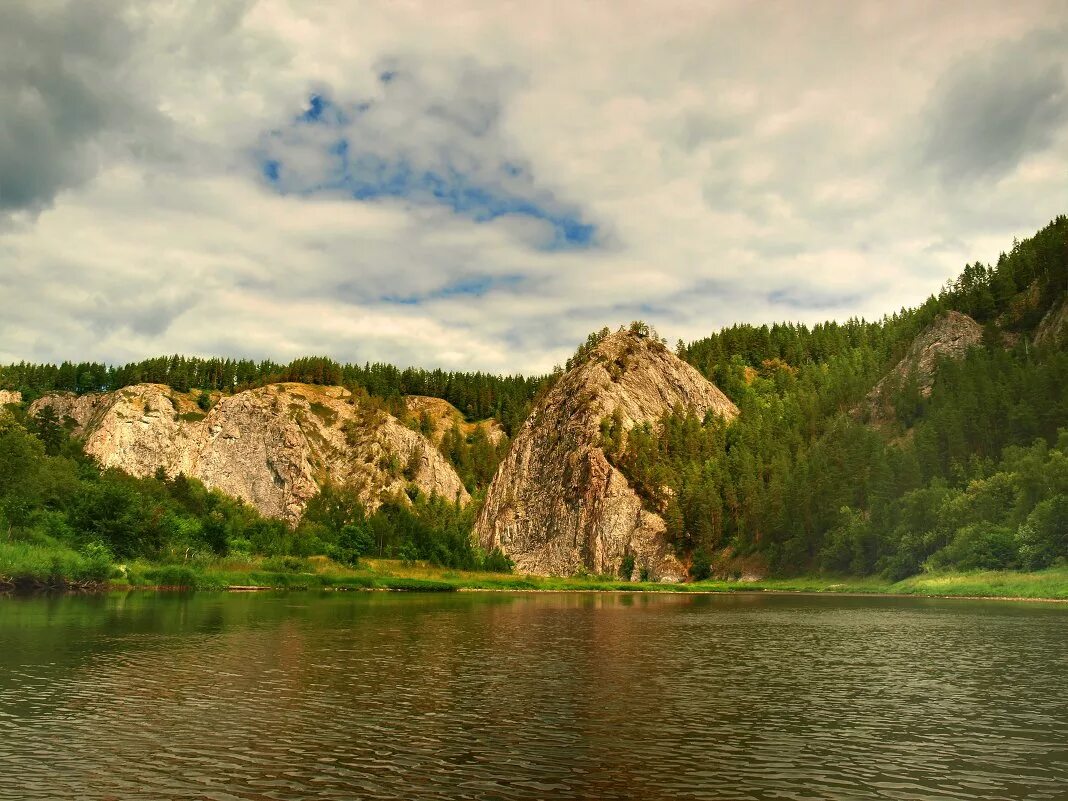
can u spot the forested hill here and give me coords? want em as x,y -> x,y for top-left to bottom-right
682,215 -> 1067,387
4,216 -> 1064,437
611,214 -> 1068,579
1,215 -> 1066,582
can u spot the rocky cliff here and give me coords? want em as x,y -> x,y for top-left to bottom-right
30,383 -> 468,522
0,390 -> 22,406
474,330 -> 738,582
863,311 -> 983,422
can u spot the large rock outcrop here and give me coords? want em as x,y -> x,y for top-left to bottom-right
0,390 -> 22,406
30,383 -> 468,522
863,311 -> 983,422
475,330 -> 738,582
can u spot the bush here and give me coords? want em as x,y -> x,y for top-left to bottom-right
398,541 -> 419,566
262,555 -> 309,573
246,518 -> 289,556
228,536 -> 253,557
689,548 -> 712,581
819,507 -> 873,574
341,521 -> 380,559
480,548 -> 514,574
288,523 -> 328,557
619,553 -> 636,579
0,541 -> 112,586
935,523 -> 1018,571
1017,495 -> 1068,570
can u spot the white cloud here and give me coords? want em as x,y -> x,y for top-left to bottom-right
1,0 -> 1066,375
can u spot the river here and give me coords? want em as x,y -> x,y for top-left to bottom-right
0,591 -> 1065,800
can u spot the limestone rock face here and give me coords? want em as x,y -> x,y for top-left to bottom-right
863,311 -> 983,421
0,390 -> 23,406
1034,294 -> 1068,348
30,383 -> 468,522
475,330 -> 738,582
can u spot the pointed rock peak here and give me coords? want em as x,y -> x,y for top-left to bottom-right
546,327 -> 739,435
476,326 -> 737,583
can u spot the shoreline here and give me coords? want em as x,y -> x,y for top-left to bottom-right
4,557 -> 1066,603
453,586 -> 1068,603
4,579 -> 1068,604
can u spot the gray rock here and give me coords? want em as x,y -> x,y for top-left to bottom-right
475,330 -> 738,582
30,382 -> 468,522
863,311 -> 983,422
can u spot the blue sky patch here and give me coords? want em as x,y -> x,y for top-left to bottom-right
382,274 -> 525,305
767,287 -> 865,310
260,89 -> 598,251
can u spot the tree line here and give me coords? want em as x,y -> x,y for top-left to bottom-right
0,355 -> 545,436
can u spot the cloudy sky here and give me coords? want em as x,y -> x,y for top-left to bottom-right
2,1 -> 1066,374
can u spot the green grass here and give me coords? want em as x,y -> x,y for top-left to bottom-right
889,567 -> 1068,600
4,546 -> 1066,600
0,541 -> 112,589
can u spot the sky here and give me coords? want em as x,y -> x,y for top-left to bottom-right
1,1 -> 1066,375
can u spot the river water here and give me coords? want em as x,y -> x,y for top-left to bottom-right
0,591 -> 1065,800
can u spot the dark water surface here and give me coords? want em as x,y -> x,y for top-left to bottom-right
0,591 -> 1065,800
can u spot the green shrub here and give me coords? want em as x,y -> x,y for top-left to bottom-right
1017,495 -> 1068,570
480,548 -> 514,574
935,523 -> 1018,571
690,547 -> 712,581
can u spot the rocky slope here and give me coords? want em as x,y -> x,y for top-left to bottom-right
0,390 -> 21,406
30,383 -> 468,522
1034,294 -> 1068,348
474,330 -> 738,582
863,311 -> 983,422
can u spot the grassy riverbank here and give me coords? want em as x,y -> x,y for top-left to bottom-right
3,543 -> 1066,599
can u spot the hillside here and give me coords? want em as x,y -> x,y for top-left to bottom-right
861,311 -> 983,424
615,216 -> 1068,580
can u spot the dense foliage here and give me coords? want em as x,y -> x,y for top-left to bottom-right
609,215 -> 1068,578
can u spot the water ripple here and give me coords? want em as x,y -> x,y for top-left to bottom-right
0,593 -> 1065,800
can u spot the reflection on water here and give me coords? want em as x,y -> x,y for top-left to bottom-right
0,591 -> 1065,800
